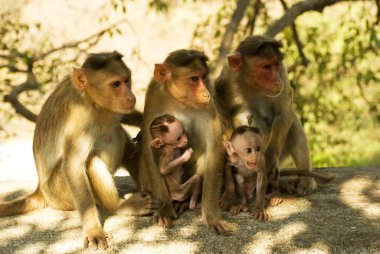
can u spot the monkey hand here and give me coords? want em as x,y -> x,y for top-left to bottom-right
83,225 -> 109,250
219,189 -> 236,211
202,213 -> 237,235
229,203 -> 248,216
121,192 -> 162,216
295,176 -> 317,196
154,201 -> 177,228
182,148 -> 193,162
252,205 -> 269,221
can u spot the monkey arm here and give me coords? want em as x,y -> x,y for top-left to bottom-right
265,91 -> 295,165
159,148 -> 187,175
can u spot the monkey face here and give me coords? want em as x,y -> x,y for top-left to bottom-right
88,72 -> 136,114
167,66 -> 211,110
244,56 -> 284,97
162,120 -> 188,148
231,132 -> 263,171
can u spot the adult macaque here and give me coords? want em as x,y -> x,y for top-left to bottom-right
138,49 -> 234,234
150,114 -> 201,210
223,126 -> 269,220
216,35 -> 330,196
0,51 -> 160,250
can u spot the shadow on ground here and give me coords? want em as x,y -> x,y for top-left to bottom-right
0,166 -> 379,254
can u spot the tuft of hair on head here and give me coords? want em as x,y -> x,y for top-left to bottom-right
236,35 -> 284,60
82,51 -> 124,70
164,49 -> 209,69
150,114 -> 177,137
231,125 -> 263,139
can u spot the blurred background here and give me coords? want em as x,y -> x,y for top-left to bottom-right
0,0 -> 379,168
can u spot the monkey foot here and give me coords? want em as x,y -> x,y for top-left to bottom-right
229,203 -> 248,216
83,226 -> 109,250
267,195 -> 283,207
154,202 -> 177,228
252,206 -> 269,221
121,192 -> 162,216
203,215 -> 236,235
296,177 -> 317,196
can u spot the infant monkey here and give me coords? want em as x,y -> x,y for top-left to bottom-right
150,114 -> 201,210
223,126 -> 272,220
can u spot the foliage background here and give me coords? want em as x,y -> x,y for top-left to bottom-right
0,0 -> 379,167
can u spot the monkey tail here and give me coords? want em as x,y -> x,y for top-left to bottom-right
0,188 -> 47,217
280,170 -> 336,182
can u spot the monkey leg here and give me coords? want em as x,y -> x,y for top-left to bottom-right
170,174 -> 201,202
219,165 -> 237,211
199,152 -> 236,235
287,118 -> 317,196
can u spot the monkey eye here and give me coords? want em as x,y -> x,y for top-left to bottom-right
112,81 -> 121,88
125,77 -> 131,84
256,146 -> 261,152
190,76 -> 199,82
263,64 -> 272,70
245,148 -> 252,153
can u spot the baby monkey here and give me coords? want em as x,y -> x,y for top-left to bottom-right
150,114 -> 201,210
223,126 -> 272,220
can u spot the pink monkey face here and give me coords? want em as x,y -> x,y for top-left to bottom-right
231,132 -> 263,171
162,120 -> 188,148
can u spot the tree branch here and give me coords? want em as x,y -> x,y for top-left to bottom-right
279,0 -> 309,67
3,73 -> 40,122
36,19 -> 128,60
214,0 -> 250,76
265,0 -> 346,37
245,0 -> 262,35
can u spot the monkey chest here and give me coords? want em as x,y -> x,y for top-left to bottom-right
248,99 -> 274,132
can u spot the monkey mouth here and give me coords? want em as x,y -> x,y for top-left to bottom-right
245,162 -> 257,171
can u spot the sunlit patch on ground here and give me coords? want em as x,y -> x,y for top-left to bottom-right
340,176 -> 380,219
244,221 -> 309,253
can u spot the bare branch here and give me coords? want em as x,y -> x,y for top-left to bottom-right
36,19 -> 128,60
3,73 -> 40,122
245,0 -> 262,35
279,0 -> 309,67
265,0 -> 346,37
214,0 -> 250,76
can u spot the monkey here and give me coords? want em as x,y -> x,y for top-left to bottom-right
0,51 -> 160,250
149,114 -> 202,210
137,49 -> 234,234
216,35 -> 335,197
223,126 -> 269,220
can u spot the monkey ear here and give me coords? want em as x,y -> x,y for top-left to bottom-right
154,64 -> 171,83
151,138 -> 164,148
223,140 -> 235,155
71,68 -> 88,91
227,54 -> 242,72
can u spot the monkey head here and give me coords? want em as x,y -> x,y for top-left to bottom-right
227,35 -> 285,97
223,126 -> 264,172
150,115 -> 188,149
154,49 -> 211,110
71,51 -> 136,114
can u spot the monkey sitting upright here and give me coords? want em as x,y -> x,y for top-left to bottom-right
0,51 -> 160,250
150,114 -> 202,210
223,126 -> 271,220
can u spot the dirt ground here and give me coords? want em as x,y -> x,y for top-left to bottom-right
0,137 -> 379,253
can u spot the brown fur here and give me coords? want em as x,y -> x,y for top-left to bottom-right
0,51 -> 159,250
216,35 -> 322,197
138,49 -> 234,234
